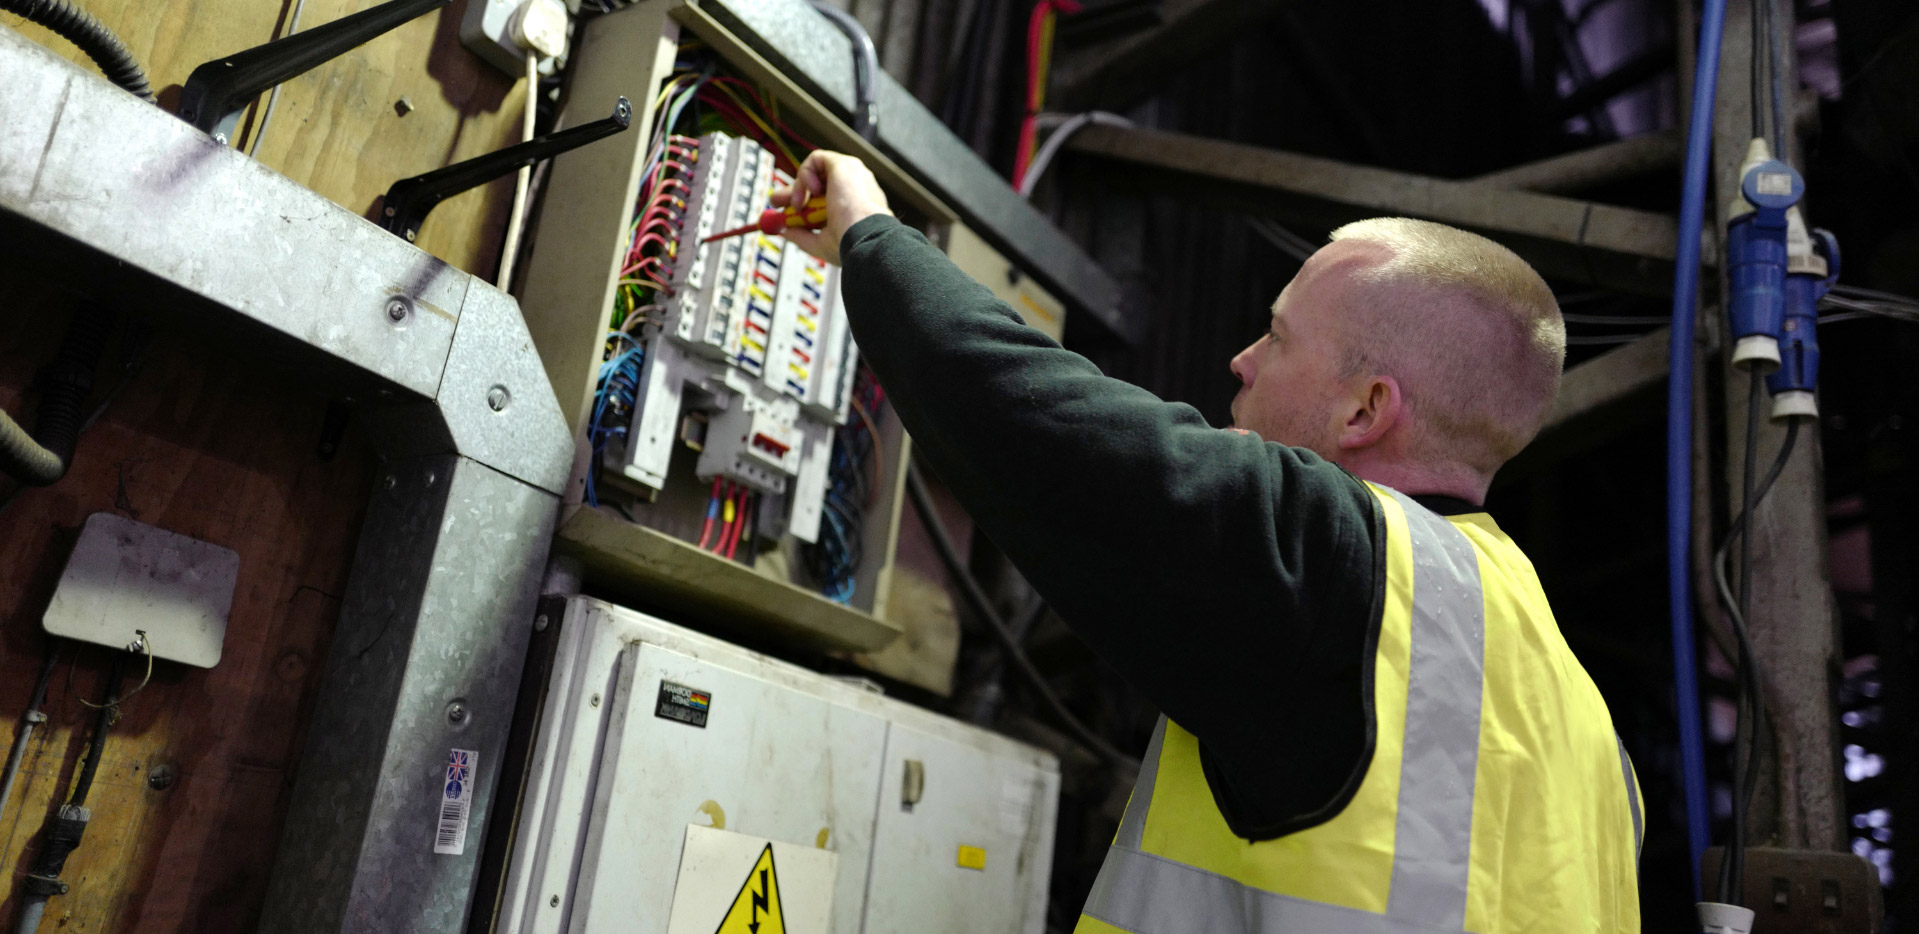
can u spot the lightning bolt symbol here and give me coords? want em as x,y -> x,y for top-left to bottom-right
749,868 -> 768,934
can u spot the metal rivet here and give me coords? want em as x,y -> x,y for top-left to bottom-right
550,895 -> 561,908
385,298 -> 410,323
447,702 -> 468,724
487,385 -> 512,412
534,614 -> 549,632
406,230 -> 417,242
590,693 -> 601,707
424,470 -> 438,488
147,764 -> 177,791
383,474 -> 397,491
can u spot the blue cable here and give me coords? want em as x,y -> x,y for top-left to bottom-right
1668,0 -> 1731,898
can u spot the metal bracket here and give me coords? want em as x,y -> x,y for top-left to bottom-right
177,0 -> 449,142
379,97 -> 633,242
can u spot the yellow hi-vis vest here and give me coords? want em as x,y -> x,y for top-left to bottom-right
1076,486 -> 1643,934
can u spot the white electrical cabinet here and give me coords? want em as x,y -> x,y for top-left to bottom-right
496,597 -> 1060,934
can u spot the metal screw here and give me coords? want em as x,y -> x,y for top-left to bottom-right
534,614 -> 549,632
424,470 -> 438,488
214,132 -> 228,145
590,693 -> 601,707
383,474 -> 398,491
550,895 -> 561,908
385,298 -> 410,323
486,385 -> 512,412
447,703 -> 468,724
147,763 -> 178,791
395,97 -> 415,116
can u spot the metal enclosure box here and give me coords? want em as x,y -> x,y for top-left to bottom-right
495,597 -> 1060,934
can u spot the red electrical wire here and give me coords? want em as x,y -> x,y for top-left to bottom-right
1012,0 -> 1081,190
726,491 -> 753,560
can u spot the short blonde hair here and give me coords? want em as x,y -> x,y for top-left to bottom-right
1327,217 -> 1566,473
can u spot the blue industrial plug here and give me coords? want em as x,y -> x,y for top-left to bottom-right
1768,226 -> 1837,420
1724,140 -> 1804,371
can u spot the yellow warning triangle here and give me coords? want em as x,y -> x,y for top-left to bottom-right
714,843 -> 785,934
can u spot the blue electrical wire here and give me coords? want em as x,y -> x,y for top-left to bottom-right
1668,0 -> 1732,899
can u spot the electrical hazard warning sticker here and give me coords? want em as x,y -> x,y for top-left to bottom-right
713,844 -> 784,934
665,825 -> 838,934
656,680 -> 712,728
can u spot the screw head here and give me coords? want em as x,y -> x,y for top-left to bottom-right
486,385 -> 512,412
590,693 -> 601,707
213,132 -> 228,145
424,470 -> 438,488
447,702 -> 468,724
385,298 -> 410,323
534,613 -> 549,632
383,474 -> 398,491
550,895 -> 561,908
147,763 -> 178,791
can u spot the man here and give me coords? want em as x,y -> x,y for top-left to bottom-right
777,152 -> 1642,932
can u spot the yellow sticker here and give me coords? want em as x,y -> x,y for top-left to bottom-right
956,845 -> 987,871
715,843 -> 785,934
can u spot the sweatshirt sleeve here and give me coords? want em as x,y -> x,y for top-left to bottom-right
838,215 -> 1384,835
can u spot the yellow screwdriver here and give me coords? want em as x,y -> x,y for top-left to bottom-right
700,194 -> 830,243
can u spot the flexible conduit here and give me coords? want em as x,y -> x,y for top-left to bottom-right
1669,0 -> 1731,898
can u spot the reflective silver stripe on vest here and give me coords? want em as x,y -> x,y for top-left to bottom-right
1384,489 -> 1486,929
1114,718 -> 1168,850
1082,490 -> 1486,934
1616,734 -> 1642,860
1084,846 -> 1467,934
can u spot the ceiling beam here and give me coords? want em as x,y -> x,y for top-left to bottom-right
1067,123 -> 1684,297
1053,0 -> 1288,111
1471,130 -> 1683,195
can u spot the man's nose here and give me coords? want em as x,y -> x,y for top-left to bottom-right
1230,344 -> 1256,386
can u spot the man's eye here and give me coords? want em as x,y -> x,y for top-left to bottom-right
1266,328 -> 1281,342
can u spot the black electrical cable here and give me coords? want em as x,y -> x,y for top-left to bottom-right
1712,375 -> 1800,905
0,304 -> 116,488
68,650 -> 127,810
808,1 -> 879,142
905,464 -> 1137,769
0,0 -> 154,102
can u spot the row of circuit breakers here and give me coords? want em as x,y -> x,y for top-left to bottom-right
611,133 -> 859,544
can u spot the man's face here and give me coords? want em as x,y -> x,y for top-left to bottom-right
1228,244 -> 1376,456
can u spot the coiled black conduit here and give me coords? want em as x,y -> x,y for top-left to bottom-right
0,305 -> 115,487
1,0 -> 155,102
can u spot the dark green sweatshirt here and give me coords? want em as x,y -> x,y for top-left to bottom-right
841,215 -> 1413,839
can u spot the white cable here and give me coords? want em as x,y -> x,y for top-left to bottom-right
498,52 -> 540,291
1018,111 -> 1134,198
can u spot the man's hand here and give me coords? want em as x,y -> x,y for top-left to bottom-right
770,150 -> 892,265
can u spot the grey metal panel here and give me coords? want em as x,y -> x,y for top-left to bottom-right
260,454 -> 560,933
364,284 -> 578,496
687,0 -> 1136,342
0,25 -> 463,399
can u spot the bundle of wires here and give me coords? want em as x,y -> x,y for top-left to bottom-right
696,478 -> 761,561
805,366 -> 886,602
585,331 -> 645,508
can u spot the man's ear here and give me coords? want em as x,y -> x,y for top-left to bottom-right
1338,376 -> 1402,451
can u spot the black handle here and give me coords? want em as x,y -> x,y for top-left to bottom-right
177,0 -> 449,139
379,97 -> 634,243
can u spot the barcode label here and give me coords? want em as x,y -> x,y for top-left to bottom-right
434,748 -> 478,856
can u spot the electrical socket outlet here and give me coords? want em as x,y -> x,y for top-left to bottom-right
460,0 -> 568,76
1701,847 -> 1883,933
